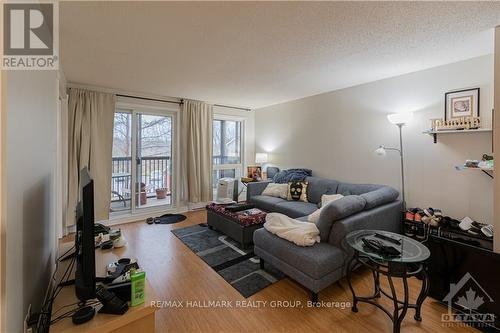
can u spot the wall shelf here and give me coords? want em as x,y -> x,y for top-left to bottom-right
423,128 -> 492,143
455,166 -> 494,179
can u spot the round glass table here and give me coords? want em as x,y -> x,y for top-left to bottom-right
345,230 -> 430,333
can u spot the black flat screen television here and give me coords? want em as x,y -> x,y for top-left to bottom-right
74,167 -> 96,301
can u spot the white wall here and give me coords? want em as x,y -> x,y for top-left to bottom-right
255,55 -> 494,223
5,71 -> 58,333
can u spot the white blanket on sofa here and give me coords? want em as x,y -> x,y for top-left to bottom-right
264,213 -> 320,247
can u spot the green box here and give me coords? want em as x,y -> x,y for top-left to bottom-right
130,270 -> 146,306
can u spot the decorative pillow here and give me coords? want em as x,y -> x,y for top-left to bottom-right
318,194 -> 344,208
287,181 -> 308,202
262,183 -> 288,200
308,194 -> 344,223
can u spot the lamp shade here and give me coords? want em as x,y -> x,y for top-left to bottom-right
255,153 -> 268,164
387,112 -> 413,125
375,146 -> 387,156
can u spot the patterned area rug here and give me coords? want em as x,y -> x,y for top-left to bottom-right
171,223 -> 285,297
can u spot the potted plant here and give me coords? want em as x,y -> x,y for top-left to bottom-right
156,187 -> 168,199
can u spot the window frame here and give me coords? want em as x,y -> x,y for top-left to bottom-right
112,98 -> 179,217
212,114 -> 245,182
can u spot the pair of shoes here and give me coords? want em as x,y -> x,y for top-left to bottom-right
441,216 -> 461,229
464,220 -> 493,238
423,207 -> 442,218
405,208 -> 424,223
146,217 -> 155,225
419,207 -> 442,227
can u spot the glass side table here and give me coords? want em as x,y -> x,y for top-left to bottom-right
345,230 -> 430,333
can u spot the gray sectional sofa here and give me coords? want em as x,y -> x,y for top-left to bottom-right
249,176 -> 402,302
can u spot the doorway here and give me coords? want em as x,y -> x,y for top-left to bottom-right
110,108 -> 175,215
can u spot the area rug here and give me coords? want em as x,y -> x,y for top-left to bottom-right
171,223 -> 285,297
154,213 -> 187,224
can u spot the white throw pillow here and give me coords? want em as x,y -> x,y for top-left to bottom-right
320,194 -> 344,207
262,183 -> 289,200
308,194 -> 344,223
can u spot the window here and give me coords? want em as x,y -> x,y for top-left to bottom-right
212,119 -> 243,187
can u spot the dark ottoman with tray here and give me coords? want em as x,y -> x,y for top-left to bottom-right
206,203 -> 267,249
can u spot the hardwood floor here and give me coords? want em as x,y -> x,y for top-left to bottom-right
85,210 -> 479,332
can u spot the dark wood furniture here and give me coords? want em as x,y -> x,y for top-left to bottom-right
206,205 -> 266,249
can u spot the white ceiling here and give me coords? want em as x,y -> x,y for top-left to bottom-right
60,2 -> 500,109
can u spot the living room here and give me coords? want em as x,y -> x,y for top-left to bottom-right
1,2 -> 500,333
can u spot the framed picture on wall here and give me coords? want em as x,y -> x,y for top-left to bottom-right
445,88 -> 480,120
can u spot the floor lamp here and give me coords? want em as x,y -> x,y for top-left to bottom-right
375,112 -> 413,211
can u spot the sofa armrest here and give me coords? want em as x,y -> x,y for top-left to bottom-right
328,200 -> 402,250
360,186 -> 399,210
316,195 -> 366,242
246,180 -> 272,202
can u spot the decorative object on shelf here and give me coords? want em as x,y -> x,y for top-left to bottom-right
240,177 -> 256,183
431,116 -> 481,131
445,88 -> 480,120
375,112 -> 412,210
255,153 -> 269,179
247,165 -> 262,181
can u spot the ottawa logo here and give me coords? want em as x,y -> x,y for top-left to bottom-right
442,272 -> 495,328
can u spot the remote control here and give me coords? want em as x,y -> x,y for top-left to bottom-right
374,233 -> 401,245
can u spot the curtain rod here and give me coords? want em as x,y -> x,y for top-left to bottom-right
116,93 -> 252,111
116,93 -> 181,105
213,104 -> 251,112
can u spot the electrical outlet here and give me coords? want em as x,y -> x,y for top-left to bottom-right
24,304 -> 32,333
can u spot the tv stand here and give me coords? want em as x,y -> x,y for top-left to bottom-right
51,243 -> 158,333
59,276 -> 114,288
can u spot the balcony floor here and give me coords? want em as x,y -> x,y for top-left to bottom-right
110,195 -> 172,214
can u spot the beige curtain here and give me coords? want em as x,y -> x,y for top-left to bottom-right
66,88 -> 115,226
180,100 -> 213,206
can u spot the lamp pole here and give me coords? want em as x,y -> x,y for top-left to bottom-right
397,124 -> 406,211
379,112 -> 412,212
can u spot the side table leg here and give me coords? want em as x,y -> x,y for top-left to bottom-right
388,274 -> 409,333
372,268 -> 381,298
414,265 -> 429,321
346,253 -> 359,312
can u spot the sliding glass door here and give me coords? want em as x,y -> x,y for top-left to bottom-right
111,109 -> 174,216
135,114 -> 173,209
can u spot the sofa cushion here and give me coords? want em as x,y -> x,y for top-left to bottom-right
316,195 -> 367,241
360,186 -> 399,210
274,201 -> 318,218
253,228 -> 345,279
261,183 -> 288,199
305,176 -> 340,204
249,195 -> 285,211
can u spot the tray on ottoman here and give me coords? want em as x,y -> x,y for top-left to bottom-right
206,203 -> 267,249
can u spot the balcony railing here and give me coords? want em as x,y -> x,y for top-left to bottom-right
111,156 -> 171,201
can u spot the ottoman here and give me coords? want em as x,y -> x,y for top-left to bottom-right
206,203 -> 266,249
